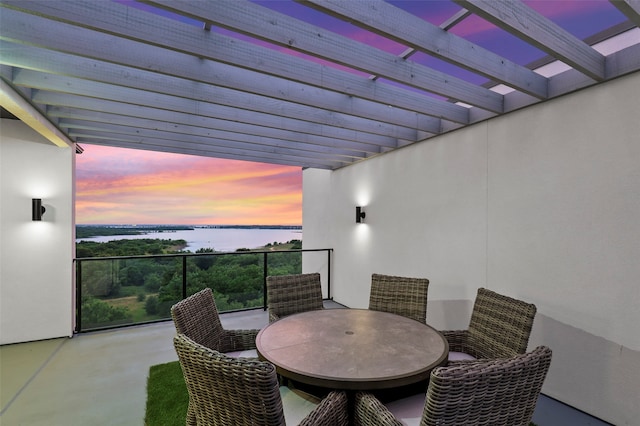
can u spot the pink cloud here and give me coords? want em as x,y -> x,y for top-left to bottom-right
76,145 -> 302,225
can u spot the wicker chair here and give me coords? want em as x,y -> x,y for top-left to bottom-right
174,333 -> 350,426
368,273 -> 429,324
443,287 -> 537,360
353,346 -> 552,426
171,287 -> 259,357
266,273 -> 324,322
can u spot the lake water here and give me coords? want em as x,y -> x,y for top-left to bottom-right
76,227 -> 302,252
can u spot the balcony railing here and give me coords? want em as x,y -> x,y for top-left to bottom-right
74,248 -> 332,332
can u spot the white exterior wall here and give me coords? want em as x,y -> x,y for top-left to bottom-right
0,119 -> 75,344
303,71 -> 640,425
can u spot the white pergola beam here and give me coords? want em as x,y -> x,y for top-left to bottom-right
60,119 -> 366,162
68,128 -> 353,164
455,0 -> 606,81
3,49 -> 419,141
0,2 -> 469,125
15,70 -> 402,148
609,0 -> 640,26
144,0 -> 504,113
300,0 -> 548,99
1,0 -> 637,170
54,110 -> 376,158
0,79 -> 72,148
36,91 -> 395,153
0,41 -> 442,135
74,136 -> 346,170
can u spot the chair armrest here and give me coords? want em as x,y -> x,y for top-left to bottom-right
220,328 -> 260,352
441,329 -> 470,353
353,392 -> 403,426
299,390 -> 349,426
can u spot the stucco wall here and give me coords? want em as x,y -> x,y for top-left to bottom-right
0,119 -> 74,344
303,71 -> 640,425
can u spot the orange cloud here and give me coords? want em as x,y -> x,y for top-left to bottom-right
76,145 -> 302,225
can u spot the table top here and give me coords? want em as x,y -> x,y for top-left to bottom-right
256,309 -> 448,390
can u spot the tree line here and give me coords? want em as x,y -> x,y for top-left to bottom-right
77,238 -> 188,258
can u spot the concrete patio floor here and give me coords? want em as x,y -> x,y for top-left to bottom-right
1,302 -> 611,425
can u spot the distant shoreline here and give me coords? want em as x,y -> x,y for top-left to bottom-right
76,224 -> 301,229
76,224 -> 301,239
194,225 -> 301,229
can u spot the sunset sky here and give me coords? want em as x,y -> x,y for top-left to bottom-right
75,145 -> 302,225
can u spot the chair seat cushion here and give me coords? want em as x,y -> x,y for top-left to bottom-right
280,386 -> 321,424
448,351 -> 477,361
384,393 -> 426,426
225,348 -> 258,358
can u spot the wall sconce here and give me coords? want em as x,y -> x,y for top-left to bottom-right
32,198 -> 46,221
356,206 -> 366,223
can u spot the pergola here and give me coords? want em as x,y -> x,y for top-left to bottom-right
1,0 -> 639,170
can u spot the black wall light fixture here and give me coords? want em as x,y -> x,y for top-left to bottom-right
356,206 -> 366,223
32,198 -> 46,221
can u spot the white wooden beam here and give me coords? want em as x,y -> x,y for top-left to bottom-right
455,0 -> 606,81
68,127 -> 354,164
60,119 -> 366,162
143,0 -> 504,113
1,43 -> 426,139
74,137 -> 346,170
15,70 -> 403,148
0,2 -> 469,124
300,0 -> 548,99
0,41 -> 442,135
609,0 -> 640,26
0,79 -> 72,148
53,109 -> 376,157
440,8 -> 472,31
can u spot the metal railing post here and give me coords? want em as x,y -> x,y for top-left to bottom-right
327,249 -> 332,300
182,255 -> 187,299
76,260 -> 82,332
263,252 -> 268,311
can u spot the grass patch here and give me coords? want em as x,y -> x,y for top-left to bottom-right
145,361 -> 188,426
108,295 -> 139,309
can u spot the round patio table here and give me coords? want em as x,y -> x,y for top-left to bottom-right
256,309 -> 448,390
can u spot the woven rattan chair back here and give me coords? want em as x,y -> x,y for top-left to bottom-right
467,288 -> 537,358
174,333 -> 286,426
266,273 -> 324,322
422,345 -> 552,426
368,273 -> 429,323
170,288 -> 227,350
